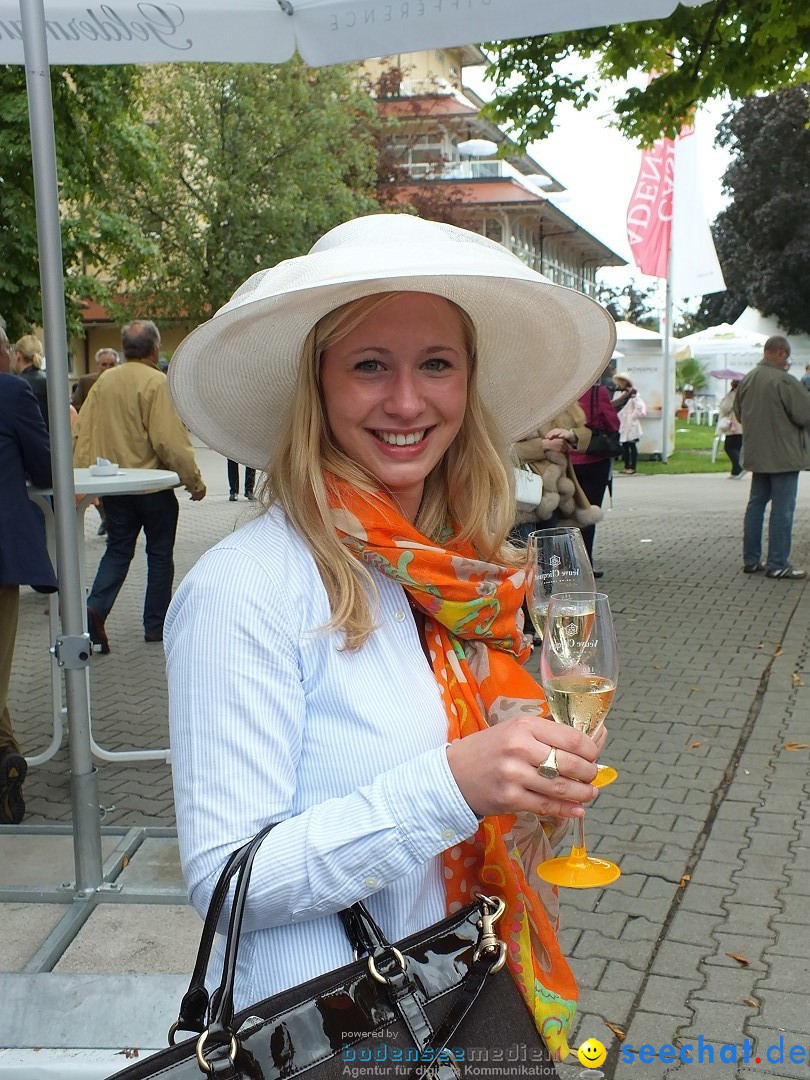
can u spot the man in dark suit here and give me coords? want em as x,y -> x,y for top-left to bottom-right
0,318 -> 57,824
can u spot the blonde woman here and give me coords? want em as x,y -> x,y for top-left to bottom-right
14,334 -> 48,429
164,215 -> 616,1066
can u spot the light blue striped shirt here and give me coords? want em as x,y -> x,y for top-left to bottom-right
165,505 -> 480,1009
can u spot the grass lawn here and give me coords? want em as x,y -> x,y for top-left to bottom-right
636,421 -> 731,475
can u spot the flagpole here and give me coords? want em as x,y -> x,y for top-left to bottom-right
661,259 -> 673,464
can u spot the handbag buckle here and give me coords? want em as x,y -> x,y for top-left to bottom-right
367,945 -> 406,984
195,1029 -> 239,1074
473,894 -> 507,973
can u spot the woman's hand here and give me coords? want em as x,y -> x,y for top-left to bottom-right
545,427 -> 576,446
446,714 -> 601,820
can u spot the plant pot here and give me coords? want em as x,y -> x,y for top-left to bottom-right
675,408 -> 689,420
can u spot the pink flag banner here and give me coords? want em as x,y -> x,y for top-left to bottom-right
626,137 -> 676,278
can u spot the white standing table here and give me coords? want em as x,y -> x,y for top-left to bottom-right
27,468 -> 180,766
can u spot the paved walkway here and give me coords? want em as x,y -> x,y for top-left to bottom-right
3,450 -> 809,1079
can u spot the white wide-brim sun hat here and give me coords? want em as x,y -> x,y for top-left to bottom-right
169,214 -> 616,469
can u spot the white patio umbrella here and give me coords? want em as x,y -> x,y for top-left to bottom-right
2,0 -> 711,889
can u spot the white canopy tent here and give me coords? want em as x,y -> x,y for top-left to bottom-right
0,0 -> 709,65
674,322 -> 767,399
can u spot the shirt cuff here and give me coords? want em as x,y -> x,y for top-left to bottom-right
382,745 -> 480,864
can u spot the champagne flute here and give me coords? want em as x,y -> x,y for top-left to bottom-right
527,527 -> 594,642
527,529 -> 616,787
536,591 -> 621,889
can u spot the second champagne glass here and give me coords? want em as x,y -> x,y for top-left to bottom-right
527,528 -> 616,786
526,527 -> 594,640
537,591 -> 621,889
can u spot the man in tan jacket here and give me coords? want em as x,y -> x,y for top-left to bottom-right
73,320 -> 206,652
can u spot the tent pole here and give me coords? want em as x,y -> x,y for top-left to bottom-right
21,0 -> 103,891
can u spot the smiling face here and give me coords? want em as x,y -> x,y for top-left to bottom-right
577,1039 -> 607,1069
319,292 -> 469,522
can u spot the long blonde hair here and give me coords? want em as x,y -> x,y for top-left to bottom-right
264,292 -> 522,648
15,334 -> 45,370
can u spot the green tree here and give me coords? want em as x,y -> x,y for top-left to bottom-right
119,60 -> 381,325
703,85 -> 810,334
482,1 -> 810,145
596,282 -> 659,330
0,65 -> 159,341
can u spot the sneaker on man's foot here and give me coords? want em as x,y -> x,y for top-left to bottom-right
0,751 -> 27,825
229,493 -> 238,502
87,608 -> 110,654
765,566 -> 807,580
743,563 -> 765,574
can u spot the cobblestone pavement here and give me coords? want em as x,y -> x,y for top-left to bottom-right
8,449 -> 810,1078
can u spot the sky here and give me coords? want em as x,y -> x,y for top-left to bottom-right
464,65 -> 734,311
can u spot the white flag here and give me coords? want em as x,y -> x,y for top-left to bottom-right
670,125 -> 726,298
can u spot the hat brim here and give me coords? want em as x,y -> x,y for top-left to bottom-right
169,243 -> 616,469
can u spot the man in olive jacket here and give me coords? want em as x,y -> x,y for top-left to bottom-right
735,336 -> 810,579
73,319 -> 206,652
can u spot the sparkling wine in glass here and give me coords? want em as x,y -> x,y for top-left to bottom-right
526,527 -> 594,644
536,591 -> 621,889
527,529 -> 616,786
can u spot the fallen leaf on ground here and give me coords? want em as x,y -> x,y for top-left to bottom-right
604,1020 -> 626,1041
784,742 -> 808,751
679,874 -> 691,888
121,854 -> 129,869
689,686 -> 701,692
118,1049 -> 139,1059
791,673 -> 805,686
743,997 -> 759,1008
688,741 -> 702,749
755,643 -> 764,649
726,952 -> 750,966
652,664 -> 661,670
774,648 -> 784,657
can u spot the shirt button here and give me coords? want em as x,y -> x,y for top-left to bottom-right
364,876 -> 379,889
394,610 -> 407,622
440,828 -> 455,842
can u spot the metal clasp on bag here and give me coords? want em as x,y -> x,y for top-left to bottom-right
195,1029 -> 240,1074
472,894 -> 507,972
367,945 -> 407,984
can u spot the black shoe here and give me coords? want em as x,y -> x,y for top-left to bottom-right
765,566 -> 807,580
87,608 -> 110,654
245,492 -> 256,501
229,493 -> 238,502
144,631 -> 163,643
593,570 -> 604,579
97,522 -> 107,536
0,751 -> 27,825
743,563 -> 765,574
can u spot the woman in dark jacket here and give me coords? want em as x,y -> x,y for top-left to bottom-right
569,383 -> 620,574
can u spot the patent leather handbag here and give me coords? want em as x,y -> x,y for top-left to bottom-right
106,823 -> 558,1080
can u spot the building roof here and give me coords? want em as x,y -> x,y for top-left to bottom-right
387,182 -> 625,267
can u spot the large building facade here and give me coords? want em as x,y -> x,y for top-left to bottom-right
364,46 -> 624,297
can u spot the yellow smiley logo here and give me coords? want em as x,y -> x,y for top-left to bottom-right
577,1038 -> 607,1069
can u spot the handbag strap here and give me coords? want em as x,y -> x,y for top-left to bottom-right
172,826 -> 509,1074
170,823 -> 278,1041
171,823 -> 442,1044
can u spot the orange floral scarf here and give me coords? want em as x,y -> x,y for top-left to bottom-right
328,477 -> 578,1061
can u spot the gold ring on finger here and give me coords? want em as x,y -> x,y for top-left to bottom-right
537,747 -> 559,780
